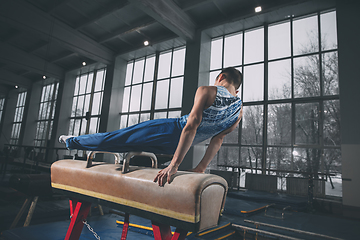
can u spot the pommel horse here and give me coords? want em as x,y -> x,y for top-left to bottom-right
51,151 -> 228,240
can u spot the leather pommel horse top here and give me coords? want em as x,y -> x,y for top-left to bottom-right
51,157 -> 228,233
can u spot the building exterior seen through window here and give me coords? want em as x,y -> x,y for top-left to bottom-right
10,91 -> 27,146
121,47 -> 186,129
209,10 -> 340,196
34,80 -> 59,148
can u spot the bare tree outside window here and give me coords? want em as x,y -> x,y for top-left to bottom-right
208,10 -> 340,196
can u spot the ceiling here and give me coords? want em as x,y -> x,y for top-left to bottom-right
0,0 -> 336,94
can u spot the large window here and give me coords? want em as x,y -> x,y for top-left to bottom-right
121,47 -> 186,128
67,69 -> 106,157
10,90 -> 27,145
34,80 -> 59,147
68,69 -> 106,136
209,10 -> 340,196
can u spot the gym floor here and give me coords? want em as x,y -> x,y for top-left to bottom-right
1,164 -> 359,240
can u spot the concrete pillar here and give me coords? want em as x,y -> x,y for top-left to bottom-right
179,30 -> 211,170
22,82 -> 41,146
106,57 -> 127,131
336,0 -> 360,215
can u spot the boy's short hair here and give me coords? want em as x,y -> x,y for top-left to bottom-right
218,67 -> 243,89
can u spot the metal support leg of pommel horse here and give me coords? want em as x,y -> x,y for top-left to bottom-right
151,221 -> 188,240
65,199 -> 187,240
120,212 -> 188,240
65,199 -> 91,240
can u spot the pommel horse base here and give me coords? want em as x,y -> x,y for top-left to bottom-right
51,151 -> 228,240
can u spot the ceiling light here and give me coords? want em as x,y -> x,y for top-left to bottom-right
43,75 -> 46,79
255,6 -> 262,13
82,62 -> 87,66
15,85 -> 18,89
144,40 -> 149,46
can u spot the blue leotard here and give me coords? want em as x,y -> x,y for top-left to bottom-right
65,86 -> 242,155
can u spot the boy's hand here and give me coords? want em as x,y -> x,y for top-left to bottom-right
154,163 -> 178,186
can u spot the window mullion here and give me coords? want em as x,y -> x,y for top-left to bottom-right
263,23 -> 269,174
151,52 -> 160,120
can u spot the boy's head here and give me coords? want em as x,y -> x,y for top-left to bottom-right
217,67 -> 242,89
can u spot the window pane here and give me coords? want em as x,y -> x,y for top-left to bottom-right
80,119 -> 87,135
79,75 -> 87,95
155,80 -> 169,109
224,33 -> 242,67
321,11 -> 337,50
154,111 -> 167,119
241,105 -> 263,145
292,148 -> 322,175
40,87 -> 46,102
243,64 -> 264,102
267,147 -> 292,171
322,52 -> 338,95
158,52 -> 172,79
51,102 -> 56,119
95,70 -> 104,91
268,59 -> 291,100
45,85 -> 51,101
323,148 -> 342,197
209,70 -> 221,86
120,115 -> 128,129
89,118 -> 98,134
295,103 -> 319,145
141,83 -> 153,111
210,38 -> 223,70
128,114 -> 139,127
268,21 -> 290,60
169,77 -> 183,108
38,103 -> 44,120
92,92 -> 101,115
218,146 -> 239,166
172,48 -> 186,76
324,100 -> 340,146
294,55 -> 320,98
76,95 -> 84,116
293,15 -> 318,55
77,95 -> 84,116
241,146 -> 262,168
74,119 -> 81,135
122,87 -> 130,113
268,103 -> 291,145
140,113 -> 150,122
144,56 -> 155,82
168,111 -> 181,118
84,95 -> 90,114
86,73 -> 94,93
133,59 -> 145,84
71,97 -> 78,117
74,77 -> 79,95
125,63 -> 133,85
244,28 -> 264,64
130,85 -> 142,112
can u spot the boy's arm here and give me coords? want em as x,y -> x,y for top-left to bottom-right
154,86 -> 213,186
192,106 -> 243,173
